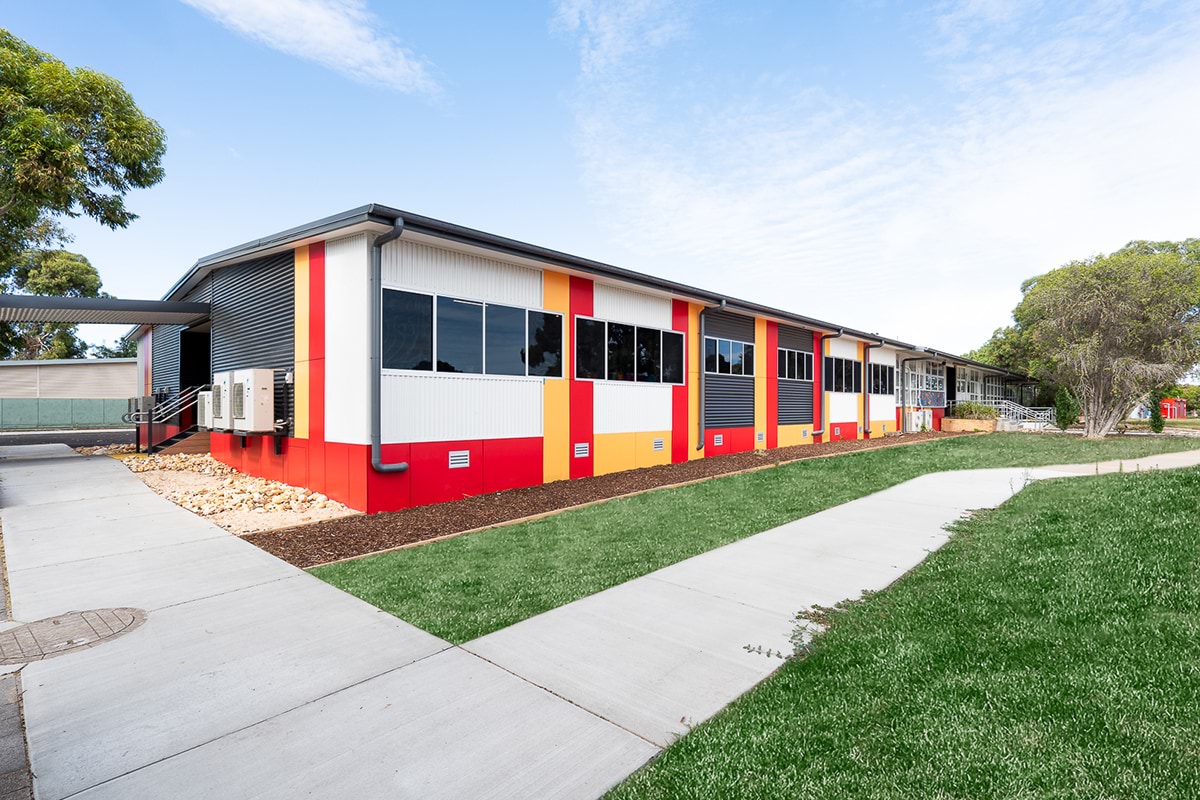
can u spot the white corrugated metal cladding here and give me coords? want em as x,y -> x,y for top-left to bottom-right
378,238 -> 546,444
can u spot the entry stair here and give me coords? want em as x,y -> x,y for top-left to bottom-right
124,385 -> 212,455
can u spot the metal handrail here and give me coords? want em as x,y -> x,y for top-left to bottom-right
125,385 -> 210,425
949,398 -> 1053,423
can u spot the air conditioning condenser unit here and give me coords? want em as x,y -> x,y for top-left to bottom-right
232,368 -> 275,433
211,371 -> 233,431
197,391 -> 213,429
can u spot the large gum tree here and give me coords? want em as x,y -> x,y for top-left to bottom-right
1006,240 -> 1200,438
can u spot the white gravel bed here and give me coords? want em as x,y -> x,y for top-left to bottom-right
106,452 -> 359,535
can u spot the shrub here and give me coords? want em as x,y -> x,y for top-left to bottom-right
1054,386 -> 1081,431
950,401 -> 1000,420
1149,390 -> 1165,433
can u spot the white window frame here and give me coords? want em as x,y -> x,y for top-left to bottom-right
574,315 -> 685,385
380,287 -> 564,380
704,335 -> 756,378
777,347 -> 814,382
868,363 -> 895,396
823,356 -> 862,394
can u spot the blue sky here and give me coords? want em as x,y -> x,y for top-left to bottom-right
7,0 -> 1200,353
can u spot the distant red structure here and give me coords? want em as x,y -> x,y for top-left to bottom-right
1160,397 -> 1187,419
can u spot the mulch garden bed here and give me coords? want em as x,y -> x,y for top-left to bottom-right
246,431 -> 965,568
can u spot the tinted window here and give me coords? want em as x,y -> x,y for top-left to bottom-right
730,342 -> 743,375
853,361 -> 862,393
718,340 -> 732,374
743,344 -> 754,376
485,304 -> 526,376
778,350 -> 788,379
382,290 -> 433,371
576,318 -> 605,379
436,297 -> 483,373
527,311 -> 562,377
824,357 -> 834,392
705,337 -> 717,372
636,327 -> 661,382
662,331 -> 684,383
607,322 -> 635,381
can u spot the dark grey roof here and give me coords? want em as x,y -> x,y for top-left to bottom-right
149,203 -> 1029,380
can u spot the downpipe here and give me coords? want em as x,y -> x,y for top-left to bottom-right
370,217 -> 409,474
696,299 -> 727,451
810,329 -> 844,439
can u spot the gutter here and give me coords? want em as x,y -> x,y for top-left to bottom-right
696,300 -> 727,450
862,338 -> 885,438
811,329 -> 844,439
370,218 -> 410,474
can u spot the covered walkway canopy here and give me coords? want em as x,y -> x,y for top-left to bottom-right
0,295 -> 209,327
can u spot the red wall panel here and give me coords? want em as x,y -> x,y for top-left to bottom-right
569,276 -> 594,480
482,437 -> 543,494
932,407 -> 944,432
409,440 -> 485,507
766,321 -> 779,449
308,242 -> 327,495
671,299 -> 690,463
812,331 -> 824,443
365,443 -> 411,514
827,421 -> 857,442
705,426 -> 755,456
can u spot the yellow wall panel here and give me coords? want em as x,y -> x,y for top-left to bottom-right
635,431 -> 673,469
778,424 -> 814,447
543,270 -> 571,482
594,432 -> 637,476
292,246 -> 311,439
869,420 -> 895,437
754,318 -> 767,449
687,303 -> 703,460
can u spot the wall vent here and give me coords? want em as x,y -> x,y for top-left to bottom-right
448,450 -> 470,469
652,438 -> 665,451
756,431 -> 765,442
803,429 -> 809,437
574,442 -> 590,459
713,434 -> 724,447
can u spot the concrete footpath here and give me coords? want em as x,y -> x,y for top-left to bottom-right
2,444 -> 1198,798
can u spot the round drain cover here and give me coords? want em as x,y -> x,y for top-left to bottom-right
0,608 -> 146,665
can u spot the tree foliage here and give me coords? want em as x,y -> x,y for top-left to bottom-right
0,28 -> 165,264
1003,240 -> 1200,438
0,249 -> 105,359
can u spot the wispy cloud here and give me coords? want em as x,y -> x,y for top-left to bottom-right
557,0 -> 1200,352
181,0 -> 437,94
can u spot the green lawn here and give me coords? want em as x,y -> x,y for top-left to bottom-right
312,433 -> 1200,643
609,466 -> 1200,800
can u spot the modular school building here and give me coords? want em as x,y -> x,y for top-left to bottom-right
134,204 -> 1028,513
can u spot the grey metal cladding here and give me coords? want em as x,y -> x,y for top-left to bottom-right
209,251 -> 295,424
778,324 -> 814,352
704,309 -> 755,342
704,373 -> 755,427
210,251 -> 294,372
150,324 -> 183,393
778,380 -> 814,425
